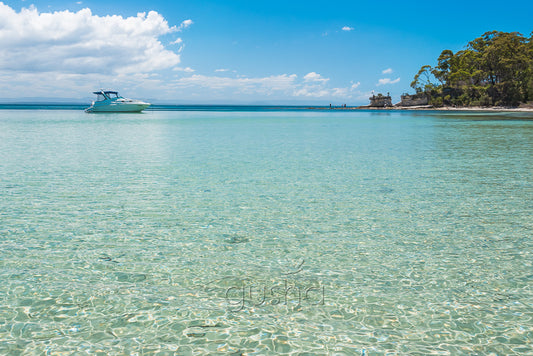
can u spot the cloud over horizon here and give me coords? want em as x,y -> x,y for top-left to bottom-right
303,72 -> 329,83
0,3 -> 181,75
0,3 -> 367,103
377,77 -> 401,86
167,72 -> 363,101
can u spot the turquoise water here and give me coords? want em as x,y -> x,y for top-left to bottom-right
0,109 -> 532,355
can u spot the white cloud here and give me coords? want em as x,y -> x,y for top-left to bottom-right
293,85 -> 353,99
0,70 -> 166,99
331,87 -> 350,97
382,68 -> 393,74
303,72 -> 329,83
293,87 -> 330,97
351,81 -> 361,90
294,72 -> 347,98
172,74 -> 298,92
177,19 -> 193,31
342,26 -> 354,31
0,66 -> 365,102
0,4 -> 364,103
377,77 -> 401,86
354,91 -> 374,101
0,3 -> 180,75
165,72 -> 362,101
173,67 -> 195,73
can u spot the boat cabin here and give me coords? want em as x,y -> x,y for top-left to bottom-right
93,91 -> 121,101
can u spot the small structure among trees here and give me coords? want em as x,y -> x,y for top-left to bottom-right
410,31 -> 533,107
398,92 -> 429,106
369,93 -> 392,107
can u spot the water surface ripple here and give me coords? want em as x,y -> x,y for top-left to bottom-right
0,109 -> 532,354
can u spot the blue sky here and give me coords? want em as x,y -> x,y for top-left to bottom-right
1,0 -> 532,105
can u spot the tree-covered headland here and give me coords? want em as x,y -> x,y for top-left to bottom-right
411,31 -> 533,107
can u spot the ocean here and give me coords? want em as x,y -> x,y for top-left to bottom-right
0,107 -> 532,354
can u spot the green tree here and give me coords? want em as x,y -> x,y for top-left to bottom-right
473,31 -> 530,105
410,65 -> 436,93
411,31 -> 533,107
432,49 -> 454,85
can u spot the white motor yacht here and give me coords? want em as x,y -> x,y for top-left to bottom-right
85,90 -> 150,112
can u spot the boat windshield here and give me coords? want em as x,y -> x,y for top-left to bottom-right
94,91 -> 122,101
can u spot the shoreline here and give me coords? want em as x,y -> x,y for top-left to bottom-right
317,105 -> 533,112
1,102 -> 533,113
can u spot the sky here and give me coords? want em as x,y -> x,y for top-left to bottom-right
0,0 -> 532,105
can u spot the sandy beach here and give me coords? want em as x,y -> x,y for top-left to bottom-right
317,105 -> 533,112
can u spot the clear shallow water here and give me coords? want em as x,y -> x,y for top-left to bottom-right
0,109 -> 532,355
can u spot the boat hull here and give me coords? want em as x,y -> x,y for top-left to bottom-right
85,102 -> 150,113
85,90 -> 151,113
